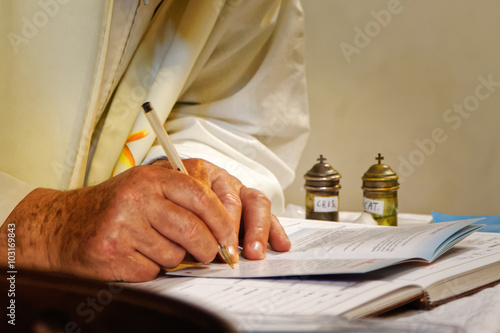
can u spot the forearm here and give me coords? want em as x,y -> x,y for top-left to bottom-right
0,188 -> 62,271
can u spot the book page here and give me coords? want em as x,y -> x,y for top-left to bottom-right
371,232 -> 500,303
127,228 -> 500,327
166,218 -> 483,278
131,275 -> 418,322
127,233 -> 500,324
285,220 -> 481,261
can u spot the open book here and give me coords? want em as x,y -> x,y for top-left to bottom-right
166,217 -> 484,278
131,218 -> 500,323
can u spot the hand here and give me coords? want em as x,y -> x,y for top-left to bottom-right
0,162 -> 238,281
0,159 -> 290,282
172,159 -> 291,261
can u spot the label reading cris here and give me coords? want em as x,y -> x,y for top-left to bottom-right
314,196 -> 338,213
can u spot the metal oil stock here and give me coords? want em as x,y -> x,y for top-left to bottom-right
304,155 -> 341,221
362,154 -> 399,226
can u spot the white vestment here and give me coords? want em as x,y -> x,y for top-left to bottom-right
0,0 -> 309,225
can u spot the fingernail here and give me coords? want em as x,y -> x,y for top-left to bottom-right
228,245 -> 238,256
228,245 -> 239,263
251,241 -> 265,258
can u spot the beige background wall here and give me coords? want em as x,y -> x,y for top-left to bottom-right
284,0 -> 500,216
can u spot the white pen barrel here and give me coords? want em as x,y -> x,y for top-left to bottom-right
142,102 -> 189,174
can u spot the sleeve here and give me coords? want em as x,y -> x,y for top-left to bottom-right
143,0 -> 310,215
0,1 -> 114,226
0,173 -> 37,227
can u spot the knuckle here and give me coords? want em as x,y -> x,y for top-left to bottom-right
91,236 -> 120,261
245,189 -> 271,207
254,225 -> 267,236
200,250 -> 217,264
123,165 -> 159,186
155,244 -> 187,269
167,250 -> 187,268
108,187 -> 132,207
185,158 -> 206,171
219,191 -> 242,208
181,220 -> 204,244
191,184 -> 214,208
192,245 -> 217,264
192,158 -> 211,167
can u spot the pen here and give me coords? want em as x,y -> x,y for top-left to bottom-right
141,101 -> 234,269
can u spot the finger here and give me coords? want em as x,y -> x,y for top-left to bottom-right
268,215 -> 291,252
112,251 -> 162,282
133,224 -> 188,268
156,169 -> 238,246
182,159 -> 243,263
240,187 -> 272,260
209,173 -> 244,263
183,159 -> 243,227
146,195 -> 219,264
210,174 -> 243,231
86,248 -> 161,282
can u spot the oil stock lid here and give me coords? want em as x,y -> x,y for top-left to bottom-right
362,153 -> 399,190
304,155 -> 341,188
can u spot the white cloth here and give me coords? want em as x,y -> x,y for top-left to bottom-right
0,0 -> 309,225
